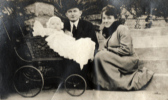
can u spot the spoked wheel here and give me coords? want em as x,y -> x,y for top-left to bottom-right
13,65 -> 44,97
64,74 -> 87,96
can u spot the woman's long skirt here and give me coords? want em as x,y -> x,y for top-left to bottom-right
93,49 -> 154,90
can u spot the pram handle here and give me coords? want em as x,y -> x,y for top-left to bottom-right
14,47 -> 32,62
2,17 -> 32,62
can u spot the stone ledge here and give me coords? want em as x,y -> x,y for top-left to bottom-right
25,2 -> 54,17
145,74 -> 168,93
130,28 -> 168,37
135,47 -> 168,60
133,36 -> 168,48
7,89 -> 168,100
139,60 -> 168,73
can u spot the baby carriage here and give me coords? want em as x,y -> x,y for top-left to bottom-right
2,18 -> 87,97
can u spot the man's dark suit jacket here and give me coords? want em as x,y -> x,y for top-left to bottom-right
63,19 -> 99,87
64,19 -> 99,50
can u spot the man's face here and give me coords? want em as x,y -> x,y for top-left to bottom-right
65,8 -> 82,22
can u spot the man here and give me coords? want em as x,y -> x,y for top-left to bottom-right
62,1 -> 99,89
63,1 -> 99,50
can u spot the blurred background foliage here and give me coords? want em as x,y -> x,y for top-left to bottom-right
0,0 -> 168,20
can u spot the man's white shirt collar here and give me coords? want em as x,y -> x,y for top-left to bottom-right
70,19 -> 79,32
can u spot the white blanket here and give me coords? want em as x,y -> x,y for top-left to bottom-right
33,21 -> 95,69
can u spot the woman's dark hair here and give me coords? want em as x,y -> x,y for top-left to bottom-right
102,5 -> 118,19
101,5 -> 121,39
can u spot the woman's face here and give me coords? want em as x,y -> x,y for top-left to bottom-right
102,12 -> 115,28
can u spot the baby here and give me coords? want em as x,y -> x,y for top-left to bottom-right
33,16 -> 72,37
46,16 -> 63,31
33,16 -> 95,70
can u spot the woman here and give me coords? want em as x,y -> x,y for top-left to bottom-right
93,5 -> 154,90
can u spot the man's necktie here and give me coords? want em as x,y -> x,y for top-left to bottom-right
72,24 -> 77,37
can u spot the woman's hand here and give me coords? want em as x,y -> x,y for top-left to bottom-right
99,24 -> 105,31
98,48 -> 107,52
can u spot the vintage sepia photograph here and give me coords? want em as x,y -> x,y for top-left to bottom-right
0,0 -> 168,100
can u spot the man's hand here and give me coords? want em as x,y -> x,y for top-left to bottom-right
65,30 -> 73,36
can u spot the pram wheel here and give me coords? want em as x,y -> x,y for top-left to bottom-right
13,65 -> 44,97
64,74 -> 87,96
